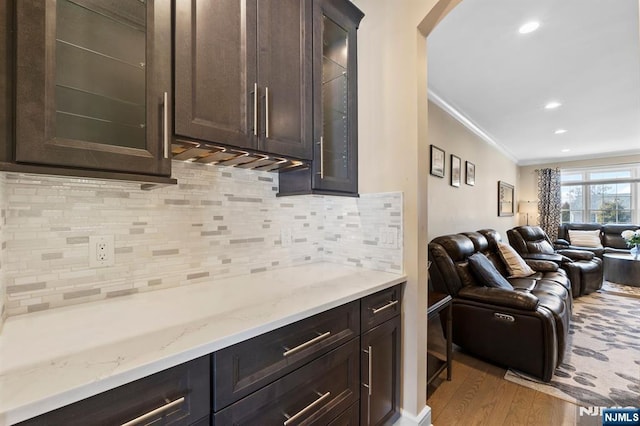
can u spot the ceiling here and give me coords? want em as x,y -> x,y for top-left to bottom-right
427,0 -> 640,165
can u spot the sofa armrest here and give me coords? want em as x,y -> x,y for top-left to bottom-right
520,252 -> 571,264
525,259 -> 559,272
457,286 -> 539,311
554,239 -> 570,249
557,249 -> 595,261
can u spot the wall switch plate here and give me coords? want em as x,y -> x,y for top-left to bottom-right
89,235 -> 115,268
281,228 -> 293,247
379,228 -> 398,249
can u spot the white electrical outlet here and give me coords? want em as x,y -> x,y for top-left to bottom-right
379,228 -> 398,249
89,235 -> 115,268
281,228 -> 293,248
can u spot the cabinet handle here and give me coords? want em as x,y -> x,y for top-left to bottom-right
265,86 -> 270,139
162,92 -> 169,159
283,391 -> 331,425
363,346 -> 373,396
253,83 -> 258,136
319,137 -> 324,179
282,331 -> 331,357
371,300 -> 398,315
120,396 -> 184,426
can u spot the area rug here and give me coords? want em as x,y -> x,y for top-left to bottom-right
600,281 -> 640,299
504,291 -> 640,407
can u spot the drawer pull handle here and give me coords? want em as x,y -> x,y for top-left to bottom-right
120,396 -> 184,426
283,331 -> 331,357
283,391 -> 331,425
371,300 -> 398,314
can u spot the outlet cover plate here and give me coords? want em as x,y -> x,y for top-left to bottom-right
89,235 -> 115,268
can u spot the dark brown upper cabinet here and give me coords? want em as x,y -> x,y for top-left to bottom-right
279,0 -> 363,196
13,0 -> 172,177
174,0 -> 313,161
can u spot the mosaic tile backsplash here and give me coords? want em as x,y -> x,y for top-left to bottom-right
1,162 -> 403,318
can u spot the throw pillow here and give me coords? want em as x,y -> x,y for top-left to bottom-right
568,230 -> 602,248
468,253 -> 513,290
497,242 -> 536,278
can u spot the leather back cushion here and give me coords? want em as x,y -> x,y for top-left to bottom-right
468,253 -> 513,290
526,240 -> 554,254
558,223 -> 601,240
602,224 -> 640,249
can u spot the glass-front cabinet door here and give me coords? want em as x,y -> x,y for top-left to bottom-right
15,0 -> 171,176
312,0 -> 363,194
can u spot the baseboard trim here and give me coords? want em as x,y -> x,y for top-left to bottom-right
393,405 -> 432,426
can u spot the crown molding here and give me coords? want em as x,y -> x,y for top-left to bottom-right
428,89 -> 519,164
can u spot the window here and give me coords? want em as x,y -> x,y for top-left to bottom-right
560,164 -> 640,224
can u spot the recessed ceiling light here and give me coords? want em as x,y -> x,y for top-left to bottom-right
518,21 -> 540,34
561,148 -> 571,152
555,129 -> 567,134
545,101 -> 562,110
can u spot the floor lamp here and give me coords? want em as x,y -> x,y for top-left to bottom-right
518,201 -> 537,226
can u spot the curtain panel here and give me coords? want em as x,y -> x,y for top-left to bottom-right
536,168 -> 561,241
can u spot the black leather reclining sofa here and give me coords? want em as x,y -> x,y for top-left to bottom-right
428,229 -> 572,382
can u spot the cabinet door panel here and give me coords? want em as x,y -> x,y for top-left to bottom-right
0,0 -> 12,162
257,0 -> 312,159
312,0 -> 361,193
361,317 -> 401,426
175,0 -> 256,149
215,338 -> 359,425
15,0 -> 171,176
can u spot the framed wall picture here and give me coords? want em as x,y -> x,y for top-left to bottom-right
450,154 -> 461,187
498,181 -> 515,216
465,161 -> 475,186
430,145 -> 445,178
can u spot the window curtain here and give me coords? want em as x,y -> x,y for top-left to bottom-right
536,168 -> 561,241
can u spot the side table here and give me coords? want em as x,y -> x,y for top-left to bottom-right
427,292 -> 452,385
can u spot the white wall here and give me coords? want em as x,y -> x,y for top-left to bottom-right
353,0 -> 461,421
427,101 -> 519,240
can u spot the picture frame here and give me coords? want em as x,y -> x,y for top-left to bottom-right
450,154 -> 461,187
498,181 -> 515,217
430,145 -> 445,178
465,161 -> 475,186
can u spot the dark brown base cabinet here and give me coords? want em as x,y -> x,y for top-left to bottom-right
17,285 -> 403,426
17,356 -> 211,426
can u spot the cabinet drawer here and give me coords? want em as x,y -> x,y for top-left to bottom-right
18,356 -> 210,426
361,285 -> 402,332
213,301 -> 360,410
328,402 -> 360,425
214,338 -> 360,425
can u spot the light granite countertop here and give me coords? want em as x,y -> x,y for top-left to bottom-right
0,262 -> 406,425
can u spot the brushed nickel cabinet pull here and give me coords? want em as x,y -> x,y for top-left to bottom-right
319,137 -> 324,179
253,83 -> 258,136
265,86 -> 270,139
120,396 -> 184,426
283,331 -> 331,357
162,92 -> 169,159
364,346 -> 372,396
283,391 -> 331,425
371,300 -> 398,315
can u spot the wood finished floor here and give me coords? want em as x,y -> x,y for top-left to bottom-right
426,350 -> 583,426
